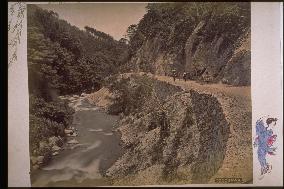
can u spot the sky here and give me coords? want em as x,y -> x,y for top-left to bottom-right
37,3 -> 148,40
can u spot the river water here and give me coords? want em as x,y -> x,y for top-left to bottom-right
31,96 -> 122,187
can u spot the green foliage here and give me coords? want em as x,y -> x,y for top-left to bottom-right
28,5 -> 129,95
128,2 -> 250,57
30,115 -> 59,154
27,5 -> 130,161
30,94 -> 74,126
125,24 -> 138,41
84,26 -> 114,41
29,94 -> 74,156
107,75 -> 154,115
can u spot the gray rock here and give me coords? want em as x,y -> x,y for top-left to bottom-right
64,129 -> 74,135
67,139 -> 79,144
52,145 -> 61,152
37,156 -> 44,164
52,152 -> 59,156
67,132 -> 78,137
69,97 -> 76,101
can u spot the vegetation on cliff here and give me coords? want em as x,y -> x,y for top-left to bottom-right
124,2 -> 250,85
104,73 -> 182,116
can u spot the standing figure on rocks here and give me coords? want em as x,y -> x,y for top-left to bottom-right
254,116 -> 278,179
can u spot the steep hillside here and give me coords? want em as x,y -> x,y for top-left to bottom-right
86,73 -> 252,185
125,3 -> 250,86
28,5 -> 129,96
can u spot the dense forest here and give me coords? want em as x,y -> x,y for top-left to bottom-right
128,3 -> 249,55
28,5 -> 129,96
27,5 -> 129,161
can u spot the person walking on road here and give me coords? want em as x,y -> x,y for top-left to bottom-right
183,72 -> 187,82
172,69 -> 177,82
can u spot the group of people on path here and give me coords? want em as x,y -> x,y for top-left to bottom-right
172,69 -> 188,82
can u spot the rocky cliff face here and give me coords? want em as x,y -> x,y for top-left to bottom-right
104,75 -> 230,185
127,3 -> 251,86
129,29 -> 250,86
222,31 -> 251,85
129,37 -> 181,76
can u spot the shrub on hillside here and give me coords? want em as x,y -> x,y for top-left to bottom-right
29,95 -> 74,156
106,75 -> 154,115
30,94 -> 74,126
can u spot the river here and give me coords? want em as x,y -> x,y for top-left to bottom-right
31,95 -> 122,187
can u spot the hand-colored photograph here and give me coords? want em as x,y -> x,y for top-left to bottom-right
26,2 -> 252,186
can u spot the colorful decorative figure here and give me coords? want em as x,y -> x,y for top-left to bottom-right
254,116 -> 278,179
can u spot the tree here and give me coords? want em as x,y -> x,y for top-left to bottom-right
126,24 -> 138,41
119,37 -> 128,44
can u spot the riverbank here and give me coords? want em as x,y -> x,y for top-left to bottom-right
30,94 -> 123,187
